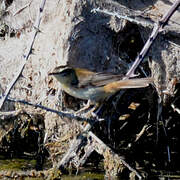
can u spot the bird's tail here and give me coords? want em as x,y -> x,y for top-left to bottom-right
104,77 -> 154,93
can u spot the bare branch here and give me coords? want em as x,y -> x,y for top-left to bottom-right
90,131 -> 142,179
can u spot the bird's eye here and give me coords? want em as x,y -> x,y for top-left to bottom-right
61,72 -> 68,77
60,69 -> 72,76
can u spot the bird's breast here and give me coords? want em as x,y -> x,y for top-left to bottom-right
61,84 -> 110,103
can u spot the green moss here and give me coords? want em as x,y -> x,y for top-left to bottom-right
62,172 -> 104,180
24,178 -> 43,180
0,159 -> 36,171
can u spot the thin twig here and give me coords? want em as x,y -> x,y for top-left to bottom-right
91,8 -> 153,28
157,97 -> 171,163
13,1 -> 33,16
160,0 -> 180,28
135,124 -> 150,142
156,97 -> 162,143
0,0 -> 47,110
171,103 -> 180,114
0,109 -> 23,120
0,95 -> 96,125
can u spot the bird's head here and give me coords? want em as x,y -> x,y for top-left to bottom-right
48,66 -> 78,86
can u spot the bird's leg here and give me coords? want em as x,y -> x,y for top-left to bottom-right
83,103 -> 106,119
76,101 -> 104,120
90,103 -> 104,118
88,103 -> 100,116
75,100 -> 93,115
94,103 -> 104,114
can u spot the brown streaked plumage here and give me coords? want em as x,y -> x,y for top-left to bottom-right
48,66 -> 153,103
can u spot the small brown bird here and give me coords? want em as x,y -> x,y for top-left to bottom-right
48,66 -> 153,104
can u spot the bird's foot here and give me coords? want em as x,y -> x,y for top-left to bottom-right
75,100 -> 93,115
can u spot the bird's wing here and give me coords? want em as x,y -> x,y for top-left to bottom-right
75,68 -> 123,87
103,77 -> 154,93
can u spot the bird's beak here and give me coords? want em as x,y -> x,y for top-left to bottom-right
48,65 -> 69,76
